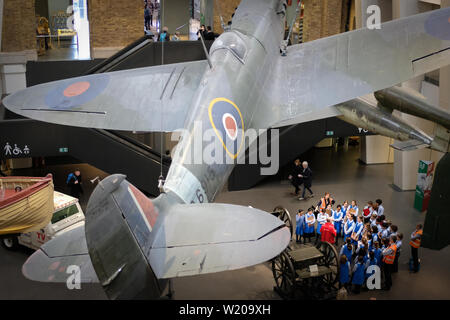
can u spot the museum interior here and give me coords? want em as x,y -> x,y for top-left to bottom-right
0,0 -> 449,302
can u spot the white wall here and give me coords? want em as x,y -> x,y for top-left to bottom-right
361,136 -> 394,164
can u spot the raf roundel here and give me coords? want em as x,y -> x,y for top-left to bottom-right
424,8 -> 450,41
63,81 -> 91,97
209,98 -> 245,159
45,74 -> 110,109
222,113 -> 238,141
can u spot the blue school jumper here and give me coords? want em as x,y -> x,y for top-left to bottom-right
373,248 -> 382,266
333,210 -> 344,235
365,258 -> 378,278
316,213 -> 327,234
352,262 -> 365,285
340,261 -> 351,284
349,205 -> 359,216
296,215 -> 305,236
304,213 -> 315,234
344,220 -> 355,241
352,222 -> 364,244
372,233 -> 379,244
340,244 -> 353,262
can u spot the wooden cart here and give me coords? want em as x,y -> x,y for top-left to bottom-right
272,241 -> 339,300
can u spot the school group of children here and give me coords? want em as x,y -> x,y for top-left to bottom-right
295,194 -> 404,294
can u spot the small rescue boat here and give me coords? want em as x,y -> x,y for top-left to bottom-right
0,174 -> 54,235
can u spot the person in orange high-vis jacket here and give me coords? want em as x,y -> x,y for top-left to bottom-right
410,224 -> 423,273
382,235 -> 397,290
316,192 -> 334,211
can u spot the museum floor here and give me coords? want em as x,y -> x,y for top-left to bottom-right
1,145 -> 450,300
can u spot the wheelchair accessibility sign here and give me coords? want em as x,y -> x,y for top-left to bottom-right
3,142 -> 31,157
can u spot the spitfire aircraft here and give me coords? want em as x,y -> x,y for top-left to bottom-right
3,0 -> 450,299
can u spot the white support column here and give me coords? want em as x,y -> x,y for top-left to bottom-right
360,136 -> 394,164
0,53 -> 28,96
356,0 -> 395,164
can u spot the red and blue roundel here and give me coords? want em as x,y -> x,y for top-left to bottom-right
208,98 -> 245,159
424,8 -> 450,41
44,74 -> 110,109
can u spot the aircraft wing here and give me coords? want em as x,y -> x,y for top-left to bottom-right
148,203 -> 291,279
2,60 -> 208,132
252,7 -> 450,129
22,223 -> 99,283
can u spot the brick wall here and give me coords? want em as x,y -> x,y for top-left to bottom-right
303,0 -> 343,42
1,0 -> 36,52
213,0 -> 241,33
88,0 -> 142,48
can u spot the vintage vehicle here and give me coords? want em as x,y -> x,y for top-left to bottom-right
1,191 -> 85,251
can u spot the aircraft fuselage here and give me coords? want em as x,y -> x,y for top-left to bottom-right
163,0 -> 286,203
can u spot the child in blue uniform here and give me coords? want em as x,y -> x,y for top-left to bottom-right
304,208 -> 316,243
367,233 -> 373,252
340,238 -> 353,263
333,205 -> 344,244
295,209 -> 305,243
351,216 -> 364,246
365,251 -> 378,280
393,232 -> 403,273
371,225 -> 380,244
373,241 -> 382,267
342,201 -> 349,215
349,200 -> 359,217
315,209 -> 327,244
352,255 -> 365,294
339,255 -> 351,290
344,215 -> 355,241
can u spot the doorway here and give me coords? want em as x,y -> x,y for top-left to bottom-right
35,0 -> 91,61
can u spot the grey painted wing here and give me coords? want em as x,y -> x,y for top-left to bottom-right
149,203 -> 291,279
253,7 -> 450,129
3,60 -> 208,132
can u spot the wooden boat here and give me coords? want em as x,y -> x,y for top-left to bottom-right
0,174 -> 54,235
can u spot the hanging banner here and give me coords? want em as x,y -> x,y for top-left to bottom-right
414,160 -> 435,212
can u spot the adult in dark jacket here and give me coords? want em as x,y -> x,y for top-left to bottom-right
204,26 -> 217,40
299,161 -> 313,200
288,159 -> 303,196
197,25 -> 206,40
67,169 -> 84,199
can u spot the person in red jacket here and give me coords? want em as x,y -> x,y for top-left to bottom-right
320,218 -> 337,244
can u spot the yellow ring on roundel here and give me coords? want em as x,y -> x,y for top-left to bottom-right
208,98 -> 245,160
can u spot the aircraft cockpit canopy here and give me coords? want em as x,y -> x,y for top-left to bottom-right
210,31 -> 247,63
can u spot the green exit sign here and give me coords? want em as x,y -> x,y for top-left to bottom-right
59,147 -> 69,153
326,131 -> 334,136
